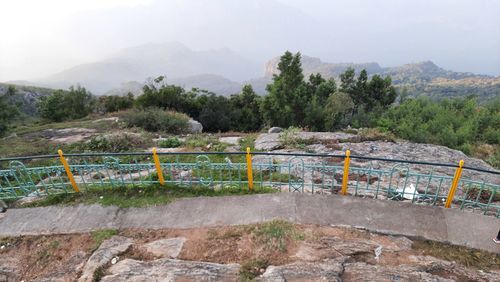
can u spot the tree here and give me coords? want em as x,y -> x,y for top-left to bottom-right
0,85 -> 20,136
365,75 -> 397,109
38,85 -> 94,122
324,92 -> 355,130
339,67 -> 356,94
98,93 -> 135,113
229,85 -> 263,132
136,76 -> 202,118
198,94 -> 231,132
262,51 -> 305,127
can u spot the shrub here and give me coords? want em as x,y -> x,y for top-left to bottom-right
158,137 -> 183,148
121,108 -> 189,134
37,85 -> 95,122
84,133 -> 147,152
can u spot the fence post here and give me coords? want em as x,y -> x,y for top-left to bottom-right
246,147 -> 254,190
445,160 -> 464,208
152,147 -> 165,185
341,150 -> 351,195
58,149 -> 80,193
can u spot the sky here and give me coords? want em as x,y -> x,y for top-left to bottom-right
1,0 -> 499,81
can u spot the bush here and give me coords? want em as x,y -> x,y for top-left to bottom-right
121,108 -> 189,134
37,85 -> 94,122
84,133 -> 147,152
158,137 -> 183,148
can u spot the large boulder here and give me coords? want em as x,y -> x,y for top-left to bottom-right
268,127 -> 283,133
188,119 -> 203,133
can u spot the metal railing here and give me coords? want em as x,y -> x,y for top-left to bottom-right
1,149 -> 499,217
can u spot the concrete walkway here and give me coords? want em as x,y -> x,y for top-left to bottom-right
0,193 -> 499,253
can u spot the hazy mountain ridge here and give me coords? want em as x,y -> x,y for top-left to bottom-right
3,44 -> 499,100
40,42 -> 260,94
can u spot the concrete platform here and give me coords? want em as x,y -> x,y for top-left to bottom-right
0,193 -> 499,253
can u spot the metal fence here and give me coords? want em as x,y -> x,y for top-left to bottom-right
1,149 -> 499,217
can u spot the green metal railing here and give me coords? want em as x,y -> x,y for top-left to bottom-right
1,150 -> 499,217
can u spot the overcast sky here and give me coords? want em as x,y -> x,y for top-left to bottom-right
1,0 -> 499,81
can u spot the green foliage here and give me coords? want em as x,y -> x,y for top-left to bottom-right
198,94 -> 231,132
157,137 -> 183,148
83,133 -> 148,152
229,84 -> 263,132
0,85 -> 20,136
121,108 -> 189,134
136,76 -> 202,118
262,51 -> 304,127
97,93 -> 134,113
251,220 -> 303,252
240,259 -> 269,280
378,97 -> 499,150
22,184 -> 277,209
37,85 -> 95,122
324,92 -> 354,130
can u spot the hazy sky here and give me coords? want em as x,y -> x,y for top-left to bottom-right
1,0 -> 499,81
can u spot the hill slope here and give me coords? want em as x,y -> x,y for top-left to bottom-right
263,56 -> 499,100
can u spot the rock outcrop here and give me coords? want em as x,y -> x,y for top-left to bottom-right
78,236 -> 133,282
101,259 -> 240,281
188,119 -> 203,133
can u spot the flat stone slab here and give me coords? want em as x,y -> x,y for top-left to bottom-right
219,136 -> 241,145
141,237 -> 186,258
101,258 -> 240,281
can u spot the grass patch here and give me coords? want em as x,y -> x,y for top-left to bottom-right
239,134 -> 258,151
250,220 -> 303,252
19,184 -> 277,208
91,229 -> 119,250
157,137 -> 183,148
240,258 -> 269,281
412,239 -> 500,270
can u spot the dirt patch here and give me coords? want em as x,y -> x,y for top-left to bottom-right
0,234 -> 95,281
122,221 -> 301,266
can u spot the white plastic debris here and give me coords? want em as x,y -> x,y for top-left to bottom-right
396,184 -> 419,200
111,256 -> 119,265
99,196 -> 104,200
374,246 -> 383,261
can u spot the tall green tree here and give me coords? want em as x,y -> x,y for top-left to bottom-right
262,51 -> 305,127
0,85 -> 20,136
229,85 -> 263,132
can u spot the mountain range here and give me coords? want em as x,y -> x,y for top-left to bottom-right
3,42 -> 499,101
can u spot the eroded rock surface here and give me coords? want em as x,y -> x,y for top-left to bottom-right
101,258 -> 240,281
78,236 -> 133,282
258,258 -> 345,281
141,237 -> 186,258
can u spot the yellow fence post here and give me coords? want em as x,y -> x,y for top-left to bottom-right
246,147 -> 254,191
58,149 -> 80,193
341,150 -> 351,195
445,160 -> 464,208
152,147 -> 165,185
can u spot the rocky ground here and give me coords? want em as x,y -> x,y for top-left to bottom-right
1,222 -> 499,281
